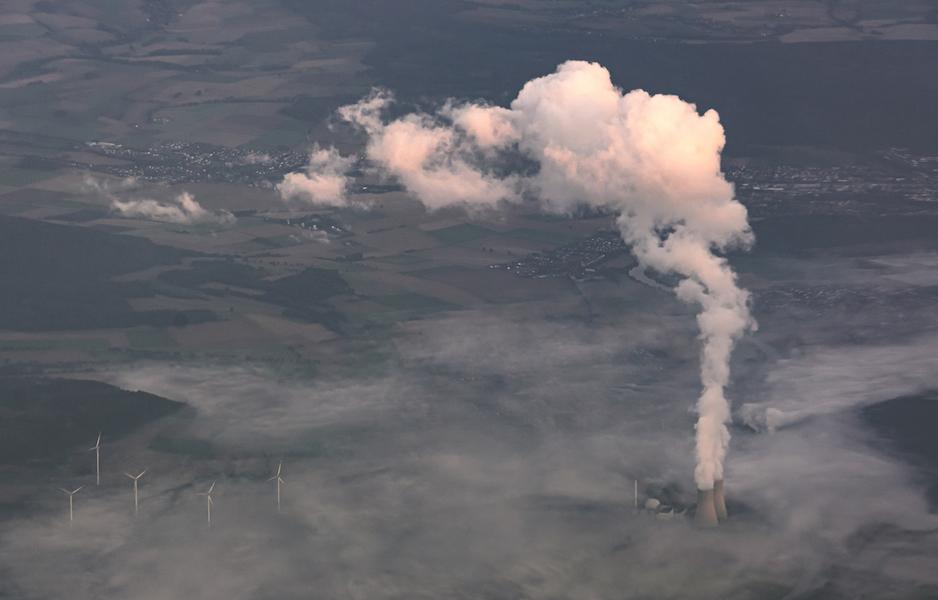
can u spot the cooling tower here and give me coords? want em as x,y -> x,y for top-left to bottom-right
713,479 -> 728,522
695,489 -> 719,528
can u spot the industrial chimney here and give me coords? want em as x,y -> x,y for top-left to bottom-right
713,479 -> 728,522
695,488 -> 719,527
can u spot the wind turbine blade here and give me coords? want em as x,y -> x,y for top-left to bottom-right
266,475 -> 277,481
138,470 -> 147,478
59,488 -> 70,495
125,473 -> 134,479
277,462 -> 282,476
279,478 -> 285,484
73,487 -> 83,494
208,481 -> 215,494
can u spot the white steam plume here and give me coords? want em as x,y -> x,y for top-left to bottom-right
276,145 -> 356,206
283,61 -> 754,489
336,91 -> 518,209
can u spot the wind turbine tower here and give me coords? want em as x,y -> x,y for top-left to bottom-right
88,432 -> 102,486
60,487 -> 83,523
197,481 -> 216,527
125,470 -> 147,515
268,462 -> 285,512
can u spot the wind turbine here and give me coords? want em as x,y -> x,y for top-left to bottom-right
60,487 -> 83,523
88,432 -> 102,486
196,481 -> 215,527
125,470 -> 147,515
267,462 -> 285,512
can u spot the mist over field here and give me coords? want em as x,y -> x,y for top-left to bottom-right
5,307 -> 938,599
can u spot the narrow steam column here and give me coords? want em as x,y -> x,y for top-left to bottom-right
695,488 -> 719,527
713,479 -> 728,522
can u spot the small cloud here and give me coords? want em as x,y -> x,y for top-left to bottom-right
276,145 -> 356,207
242,152 -> 272,165
304,229 -> 331,244
111,191 -> 235,226
82,175 -> 138,194
83,176 -> 235,226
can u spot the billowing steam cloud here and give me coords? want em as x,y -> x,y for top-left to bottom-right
276,145 -> 355,206
283,60 -> 754,490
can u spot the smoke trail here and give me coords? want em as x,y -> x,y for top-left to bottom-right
283,61 -> 754,489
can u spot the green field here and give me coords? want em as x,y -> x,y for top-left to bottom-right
0,338 -> 111,352
371,253 -> 431,266
127,327 -> 177,348
373,293 -> 457,312
504,227 -> 579,245
0,167 -> 56,188
426,223 -> 498,244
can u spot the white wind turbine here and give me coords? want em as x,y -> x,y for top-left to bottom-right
60,487 -> 83,523
88,432 -> 102,486
196,481 -> 216,527
267,462 -> 285,512
125,470 -> 147,515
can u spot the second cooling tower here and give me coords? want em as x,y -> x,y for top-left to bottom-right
713,479 -> 728,522
695,488 -> 719,527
